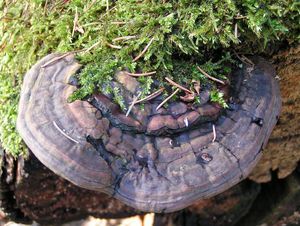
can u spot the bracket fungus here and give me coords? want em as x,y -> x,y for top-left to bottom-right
17,53 -> 281,213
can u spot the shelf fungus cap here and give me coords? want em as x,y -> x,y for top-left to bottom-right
17,53 -> 114,192
17,54 -> 281,213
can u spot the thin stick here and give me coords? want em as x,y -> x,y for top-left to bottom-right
133,37 -> 154,62
82,22 -> 101,27
44,0 -> 49,13
53,121 -> 79,144
197,66 -> 225,85
111,21 -> 127,25
83,41 -> 101,53
156,88 -> 179,111
233,51 -> 254,67
235,15 -> 247,19
212,124 -> 216,142
41,52 -> 78,68
42,39 -> 102,68
106,0 -> 109,11
165,77 -> 193,94
84,0 -> 97,13
71,7 -> 78,37
43,41 -> 99,65
241,55 -> 254,66
112,35 -> 137,42
234,23 -> 238,39
107,43 -> 122,49
0,43 -> 6,52
125,71 -> 156,77
134,88 -> 164,104
126,93 -> 141,117
233,51 -> 247,64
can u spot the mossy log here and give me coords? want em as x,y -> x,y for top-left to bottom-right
0,45 -> 300,225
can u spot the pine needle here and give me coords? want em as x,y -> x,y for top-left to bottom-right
83,41 -> 101,53
53,121 -> 79,144
234,23 -> 238,39
156,88 -> 179,111
165,77 -> 193,94
107,43 -> 122,49
197,66 -> 225,85
111,21 -> 127,25
126,92 -> 141,117
41,52 -> 77,68
113,35 -> 137,42
134,88 -> 164,104
106,0 -> 109,11
133,37 -> 154,62
71,7 -> 79,37
125,71 -> 156,77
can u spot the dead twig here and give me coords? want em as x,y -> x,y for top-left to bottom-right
126,93 -> 141,117
233,51 -> 254,66
0,43 -> 6,52
41,51 -> 79,68
53,121 -> 79,144
235,15 -> 247,19
99,6 -> 116,20
72,7 -> 84,37
71,7 -> 78,37
107,43 -> 122,49
42,41 -> 101,68
82,22 -> 101,27
84,0 -> 97,12
233,51 -> 247,63
241,55 -> 254,67
197,66 -> 226,85
44,0 -> 49,13
112,35 -> 137,42
125,71 -> 156,77
106,0 -> 109,11
134,88 -> 164,104
156,88 -> 180,111
111,21 -> 127,25
165,77 -> 193,94
133,37 -> 155,62
83,41 -> 101,54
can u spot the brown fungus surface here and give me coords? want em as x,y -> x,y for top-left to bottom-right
17,54 -> 281,213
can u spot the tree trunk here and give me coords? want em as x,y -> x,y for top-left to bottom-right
1,45 -> 299,225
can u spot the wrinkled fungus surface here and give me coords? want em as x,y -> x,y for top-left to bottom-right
17,54 -> 281,212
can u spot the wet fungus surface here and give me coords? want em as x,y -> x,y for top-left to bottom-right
17,53 -> 281,212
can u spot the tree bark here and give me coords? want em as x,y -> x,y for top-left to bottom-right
249,45 -> 300,182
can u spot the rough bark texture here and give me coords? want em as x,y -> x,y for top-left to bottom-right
249,45 -> 300,182
0,45 -> 299,225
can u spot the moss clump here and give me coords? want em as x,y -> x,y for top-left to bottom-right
0,0 -> 299,156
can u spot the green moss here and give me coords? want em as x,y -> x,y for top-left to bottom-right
0,0 -> 299,156
210,89 -> 229,108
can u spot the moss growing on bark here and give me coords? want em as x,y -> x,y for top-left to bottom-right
0,0 -> 299,156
